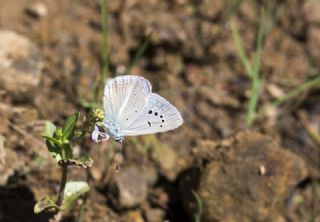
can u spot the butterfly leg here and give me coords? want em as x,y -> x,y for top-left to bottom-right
115,141 -> 123,172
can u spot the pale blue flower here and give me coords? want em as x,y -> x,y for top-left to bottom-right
91,125 -> 109,142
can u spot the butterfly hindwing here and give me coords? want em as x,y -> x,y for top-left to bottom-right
103,75 -> 152,127
121,93 -> 183,136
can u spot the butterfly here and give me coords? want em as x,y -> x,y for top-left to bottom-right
92,75 -> 183,143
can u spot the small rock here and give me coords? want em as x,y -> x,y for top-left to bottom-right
111,166 -> 148,208
266,83 -> 285,99
25,2 -> 48,19
144,207 -> 165,222
152,144 -> 176,171
123,210 -> 145,222
181,132 -> 308,222
0,30 -> 42,101
304,1 -> 320,24
201,132 -> 307,222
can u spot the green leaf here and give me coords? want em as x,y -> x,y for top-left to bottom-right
42,135 -> 60,146
59,155 -> 93,168
42,121 -> 56,138
61,181 -> 90,210
62,112 -> 80,140
46,140 -> 62,162
43,137 -> 73,162
34,195 -> 58,214
63,143 -> 73,160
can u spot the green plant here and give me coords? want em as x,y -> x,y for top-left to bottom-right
223,0 -> 245,24
77,0 -> 153,218
34,111 -> 103,216
123,32 -> 152,75
192,190 -> 203,222
231,8 -> 267,127
78,0 -> 110,109
269,75 -> 320,108
98,0 -> 110,100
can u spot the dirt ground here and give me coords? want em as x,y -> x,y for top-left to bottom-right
0,0 -> 319,222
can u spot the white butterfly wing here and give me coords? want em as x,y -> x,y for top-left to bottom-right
121,93 -> 183,136
103,75 -> 152,127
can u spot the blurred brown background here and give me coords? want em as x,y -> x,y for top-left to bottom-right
0,0 -> 319,221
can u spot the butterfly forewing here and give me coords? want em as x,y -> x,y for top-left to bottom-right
121,93 -> 183,136
103,75 -> 152,126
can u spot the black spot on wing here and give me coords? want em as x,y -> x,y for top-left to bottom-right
148,121 -> 151,127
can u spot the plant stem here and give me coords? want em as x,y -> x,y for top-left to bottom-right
259,74 -> 320,116
223,0 -> 244,25
100,0 -> 109,82
124,32 -> 152,75
192,190 -> 203,222
95,0 -> 109,102
245,9 -> 266,127
246,74 -> 261,127
56,145 -> 69,207
231,23 -> 252,78
270,74 -> 320,107
76,168 -> 90,222
297,111 -> 320,147
56,165 -> 68,206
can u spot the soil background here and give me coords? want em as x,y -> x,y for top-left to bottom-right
0,0 -> 319,222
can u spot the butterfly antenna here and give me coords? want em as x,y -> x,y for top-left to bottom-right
115,141 -> 123,172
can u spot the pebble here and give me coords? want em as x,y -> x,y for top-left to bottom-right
112,166 -> 148,208
0,30 -> 42,101
25,2 -> 48,19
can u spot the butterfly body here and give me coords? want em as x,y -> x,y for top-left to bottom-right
92,75 -> 183,142
103,118 -> 124,142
